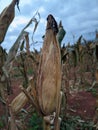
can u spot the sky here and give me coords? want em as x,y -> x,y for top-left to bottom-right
0,0 -> 98,51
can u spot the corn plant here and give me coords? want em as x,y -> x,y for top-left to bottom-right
10,14 -> 62,130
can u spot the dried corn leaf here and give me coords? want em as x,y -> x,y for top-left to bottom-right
31,12 -> 40,42
32,18 -> 39,34
20,39 -> 25,51
24,32 -> 30,55
29,78 -> 42,113
2,18 -> 36,77
2,31 -> 25,78
2,12 -> 40,78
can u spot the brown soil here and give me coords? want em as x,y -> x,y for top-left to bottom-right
0,78 -> 97,127
67,91 -> 96,120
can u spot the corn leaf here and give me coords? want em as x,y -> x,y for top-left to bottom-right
2,16 -> 38,77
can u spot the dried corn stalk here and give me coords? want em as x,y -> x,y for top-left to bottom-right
8,106 -> 18,130
10,14 -> 62,130
0,0 -> 19,44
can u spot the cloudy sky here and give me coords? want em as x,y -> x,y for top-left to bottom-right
0,0 -> 98,51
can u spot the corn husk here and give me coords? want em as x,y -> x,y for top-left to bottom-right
0,0 -> 17,44
11,85 -> 31,114
36,16 -> 61,116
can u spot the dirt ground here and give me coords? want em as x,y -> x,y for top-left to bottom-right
0,78 -> 98,128
67,91 -> 96,120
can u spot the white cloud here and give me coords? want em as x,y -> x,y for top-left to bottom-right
0,0 -> 98,50
20,0 -> 32,7
9,16 -> 30,32
38,7 -> 45,14
44,0 -> 50,2
0,0 -> 10,11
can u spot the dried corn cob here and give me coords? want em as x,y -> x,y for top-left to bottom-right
36,14 -> 61,130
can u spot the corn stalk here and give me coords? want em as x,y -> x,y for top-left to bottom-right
0,0 -> 20,97
2,12 -> 40,78
10,14 -> 62,130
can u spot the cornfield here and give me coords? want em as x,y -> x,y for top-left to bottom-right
0,0 -> 98,130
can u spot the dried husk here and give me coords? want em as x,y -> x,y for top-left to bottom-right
36,15 -> 62,130
0,0 -> 17,44
11,85 -> 31,114
37,22 -> 61,115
